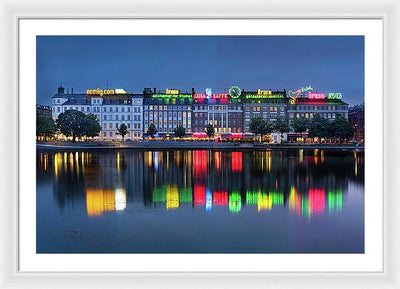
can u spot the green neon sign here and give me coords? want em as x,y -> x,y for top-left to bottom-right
245,94 -> 285,99
229,86 -> 241,98
327,93 -> 342,99
152,94 -> 192,98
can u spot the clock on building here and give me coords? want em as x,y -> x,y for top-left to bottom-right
229,86 -> 241,98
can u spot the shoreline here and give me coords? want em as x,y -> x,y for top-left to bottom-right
36,142 -> 364,151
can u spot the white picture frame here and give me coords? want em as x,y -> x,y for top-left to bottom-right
1,0 -> 398,288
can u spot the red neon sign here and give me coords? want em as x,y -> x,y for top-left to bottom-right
308,92 -> 325,99
193,93 -> 229,100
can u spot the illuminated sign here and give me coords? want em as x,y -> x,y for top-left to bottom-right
165,89 -> 180,95
245,94 -> 284,99
115,89 -> 126,94
257,89 -> 272,95
193,93 -> 229,99
229,86 -> 241,98
308,92 -> 325,99
302,85 -> 313,92
86,88 -> 115,96
327,92 -> 342,99
152,94 -> 192,98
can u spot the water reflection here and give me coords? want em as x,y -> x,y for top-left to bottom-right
37,149 -> 363,219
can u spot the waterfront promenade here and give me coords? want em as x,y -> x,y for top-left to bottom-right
36,141 -> 364,151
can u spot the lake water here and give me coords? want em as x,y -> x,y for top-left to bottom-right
36,149 -> 364,253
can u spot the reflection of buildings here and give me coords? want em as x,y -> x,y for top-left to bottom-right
38,149 -> 360,219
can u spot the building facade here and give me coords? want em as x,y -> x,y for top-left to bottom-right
49,84 -> 352,140
286,87 -> 348,127
241,88 -> 287,132
192,87 -> 243,133
348,104 -> 364,142
37,104 -> 52,118
51,85 -> 143,140
142,88 -> 193,135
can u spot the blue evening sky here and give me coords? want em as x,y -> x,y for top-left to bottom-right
37,36 -> 364,106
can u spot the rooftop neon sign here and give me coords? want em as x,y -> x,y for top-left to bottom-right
194,93 -> 229,99
308,92 -> 325,99
245,94 -> 285,99
152,93 -> 192,98
86,88 -> 116,96
229,86 -> 241,98
165,89 -> 180,95
327,92 -> 342,99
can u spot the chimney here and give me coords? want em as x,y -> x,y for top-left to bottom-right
57,84 -> 65,95
67,88 -> 69,94
192,88 -> 195,95
153,88 -> 156,94
71,88 -> 74,95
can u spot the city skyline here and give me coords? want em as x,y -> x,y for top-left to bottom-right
37,36 -> 364,106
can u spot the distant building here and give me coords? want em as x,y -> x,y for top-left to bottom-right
51,85 -> 143,141
36,104 -> 52,118
348,104 -> 364,142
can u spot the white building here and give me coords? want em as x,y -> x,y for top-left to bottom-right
51,85 -> 143,141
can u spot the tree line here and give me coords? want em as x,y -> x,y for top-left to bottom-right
37,109 -> 102,142
249,114 -> 354,143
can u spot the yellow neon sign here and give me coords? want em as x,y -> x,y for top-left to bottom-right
257,89 -> 272,95
166,89 -> 180,95
86,88 -> 115,96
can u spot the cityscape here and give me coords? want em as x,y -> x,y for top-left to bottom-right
37,84 -> 364,144
36,36 -> 365,254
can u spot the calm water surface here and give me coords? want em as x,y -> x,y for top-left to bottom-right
37,149 -> 364,253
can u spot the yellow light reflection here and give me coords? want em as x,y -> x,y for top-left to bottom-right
166,185 -> 179,210
117,152 -> 120,172
299,149 -> 303,163
86,189 -> 115,217
257,193 -> 272,212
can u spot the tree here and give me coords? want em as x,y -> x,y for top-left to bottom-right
147,123 -> 158,138
249,118 -> 273,142
174,125 -> 186,139
117,123 -> 128,140
292,117 -> 309,133
205,123 -> 215,139
308,114 -> 330,142
83,114 -> 101,140
56,109 -> 87,142
329,116 -> 354,143
36,116 -> 56,141
274,117 -> 290,142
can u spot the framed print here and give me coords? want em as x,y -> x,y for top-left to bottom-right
1,0 -> 399,288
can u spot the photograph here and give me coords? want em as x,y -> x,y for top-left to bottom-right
35,35 -> 365,254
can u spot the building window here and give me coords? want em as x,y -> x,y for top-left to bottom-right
109,132 -> 112,137
103,132 -> 107,137
109,123 -> 112,128
103,123 -> 107,129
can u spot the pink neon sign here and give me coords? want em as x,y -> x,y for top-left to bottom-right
194,93 -> 229,99
308,92 -> 325,99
